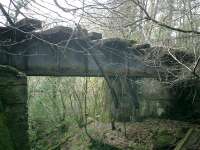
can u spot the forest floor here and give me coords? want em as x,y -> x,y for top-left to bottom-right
34,119 -> 200,150
87,119 -> 200,150
64,119 -> 200,150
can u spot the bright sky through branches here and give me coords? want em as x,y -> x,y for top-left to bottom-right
0,0 -> 107,28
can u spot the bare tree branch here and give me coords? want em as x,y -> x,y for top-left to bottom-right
0,3 -> 15,26
10,0 -> 27,19
131,0 -> 200,35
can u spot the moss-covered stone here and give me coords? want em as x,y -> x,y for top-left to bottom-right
0,113 -> 14,150
0,65 -> 25,77
153,129 -> 176,149
0,65 -> 29,150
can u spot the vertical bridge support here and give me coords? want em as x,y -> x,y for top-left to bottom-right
0,65 -> 29,150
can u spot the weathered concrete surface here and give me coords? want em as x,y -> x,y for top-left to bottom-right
105,77 -> 200,121
137,78 -> 171,118
0,19 -> 195,79
104,76 -> 140,122
104,77 -> 171,121
0,65 -> 29,150
0,26 -> 161,77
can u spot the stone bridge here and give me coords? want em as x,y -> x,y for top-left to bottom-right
0,19 -> 197,150
0,28 -> 158,77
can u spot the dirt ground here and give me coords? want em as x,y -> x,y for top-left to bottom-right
86,119 -> 200,150
36,119 -> 200,150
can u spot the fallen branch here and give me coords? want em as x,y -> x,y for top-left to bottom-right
175,128 -> 194,150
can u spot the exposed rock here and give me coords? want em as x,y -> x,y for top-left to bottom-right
88,32 -> 102,40
15,18 -> 42,32
0,18 -> 42,44
37,26 -> 74,43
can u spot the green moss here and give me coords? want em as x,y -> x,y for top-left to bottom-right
128,143 -> 149,150
89,140 -> 121,150
0,65 -> 25,77
153,129 -> 176,149
0,113 -> 14,150
176,127 -> 188,139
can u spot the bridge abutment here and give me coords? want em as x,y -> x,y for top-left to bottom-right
0,65 -> 30,150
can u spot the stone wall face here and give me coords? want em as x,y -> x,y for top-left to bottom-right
136,78 -> 171,118
105,77 -> 200,121
105,77 -> 171,121
0,65 -> 29,150
104,77 -> 140,122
